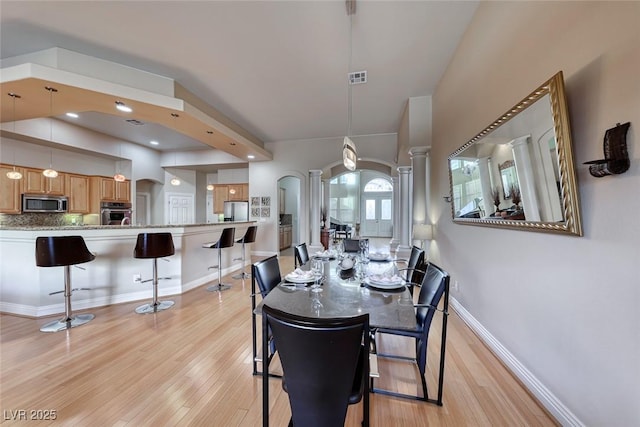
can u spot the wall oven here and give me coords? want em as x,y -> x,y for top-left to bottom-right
100,202 -> 132,225
22,194 -> 68,213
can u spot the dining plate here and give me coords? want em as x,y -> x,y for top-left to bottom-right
364,277 -> 405,290
367,253 -> 391,262
285,272 -> 317,284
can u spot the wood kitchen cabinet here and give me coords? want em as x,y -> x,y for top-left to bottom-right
228,184 -> 247,201
0,164 -> 23,214
22,168 -> 65,195
66,174 -> 90,213
89,176 -> 131,213
279,225 -> 292,250
213,185 -> 229,214
212,183 -> 249,213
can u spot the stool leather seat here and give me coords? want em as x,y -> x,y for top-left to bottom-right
134,232 -> 175,314
232,226 -> 257,280
203,227 -> 235,292
35,236 -> 95,332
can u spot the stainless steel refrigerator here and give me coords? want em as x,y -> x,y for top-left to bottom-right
223,201 -> 249,222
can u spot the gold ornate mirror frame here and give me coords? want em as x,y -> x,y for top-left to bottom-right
447,71 -> 582,236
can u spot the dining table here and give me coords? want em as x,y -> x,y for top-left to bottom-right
255,255 -> 419,331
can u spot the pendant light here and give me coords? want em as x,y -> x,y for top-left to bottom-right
169,113 -> 181,185
113,143 -> 126,182
343,0 -> 357,171
6,93 -> 23,180
42,86 -> 59,179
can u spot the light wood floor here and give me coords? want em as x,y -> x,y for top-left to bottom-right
0,254 -> 557,426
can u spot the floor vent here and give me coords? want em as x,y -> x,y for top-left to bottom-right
126,119 -> 145,125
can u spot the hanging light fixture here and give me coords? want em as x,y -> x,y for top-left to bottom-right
169,113 -> 181,186
113,143 -> 126,182
343,0 -> 357,171
42,86 -> 59,178
6,93 -> 23,180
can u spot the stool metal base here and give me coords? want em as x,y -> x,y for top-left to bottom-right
40,314 -> 95,333
232,271 -> 251,279
206,283 -> 231,292
135,300 -> 175,314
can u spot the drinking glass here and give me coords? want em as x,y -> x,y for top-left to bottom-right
310,259 -> 324,293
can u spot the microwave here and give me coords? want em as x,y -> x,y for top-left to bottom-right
22,194 -> 68,213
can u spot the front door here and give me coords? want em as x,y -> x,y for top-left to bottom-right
361,195 -> 392,238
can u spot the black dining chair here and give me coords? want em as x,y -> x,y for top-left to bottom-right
371,262 -> 450,405
293,243 -> 309,268
251,255 -> 282,377
342,238 -> 361,253
395,246 -> 426,297
262,304 -> 370,427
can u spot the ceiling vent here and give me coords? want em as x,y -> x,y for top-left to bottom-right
126,119 -> 144,126
348,71 -> 367,85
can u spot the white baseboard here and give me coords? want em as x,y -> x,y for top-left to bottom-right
450,298 -> 584,427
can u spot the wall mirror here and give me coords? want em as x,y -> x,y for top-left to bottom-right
447,71 -> 582,235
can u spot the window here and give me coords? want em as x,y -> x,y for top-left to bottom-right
363,178 -> 392,192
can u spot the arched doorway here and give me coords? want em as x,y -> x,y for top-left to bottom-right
277,176 -> 301,255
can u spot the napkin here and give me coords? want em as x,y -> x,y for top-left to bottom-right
368,274 -> 403,284
287,268 -> 315,280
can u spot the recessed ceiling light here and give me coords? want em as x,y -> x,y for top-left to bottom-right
149,140 -> 159,146
66,112 -> 79,118
247,155 -> 255,159
115,101 -> 132,113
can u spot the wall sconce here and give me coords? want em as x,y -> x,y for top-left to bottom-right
443,195 -> 452,203
412,223 -> 433,249
584,122 -> 631,177
206,184 -> 214,191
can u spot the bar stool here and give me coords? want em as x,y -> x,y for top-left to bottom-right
134,232 -> 175,314
35,236 -> 95,333
232,225 -> 257,280
203,227 -> 235,292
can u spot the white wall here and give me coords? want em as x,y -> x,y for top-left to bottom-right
432,2 -> 639,425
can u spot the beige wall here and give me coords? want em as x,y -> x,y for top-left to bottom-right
432,2 -> 639,425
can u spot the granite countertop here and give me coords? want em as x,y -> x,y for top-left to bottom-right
0,221 -> 255,231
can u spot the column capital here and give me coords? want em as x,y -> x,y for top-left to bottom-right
309,169 -> 323,177
509,135 -> 531,148
408,146 -> 430,158
397,166 -> 412,175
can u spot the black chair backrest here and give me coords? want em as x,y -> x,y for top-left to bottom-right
406,245 -> 425,285
262,305 -> 369,427
416,262 -> 450,335
343,238 -> 360,253
35,236 -> 95,267
238,225 -> 257,244
215,227 -> 236,249
294,243 -> 309,267
134,232 -> 175,259
253,255 -> 282,297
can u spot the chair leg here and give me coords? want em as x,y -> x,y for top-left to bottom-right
136,258 -> 175,314
207,247 -> 231,291
40,266 -> 94,332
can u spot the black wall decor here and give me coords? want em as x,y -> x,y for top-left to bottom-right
584,122 -> 631,177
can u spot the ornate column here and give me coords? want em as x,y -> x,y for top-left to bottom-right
308,170 -> 324,253
389,175 -> 400,252
409,146 -> 429,227
396,166 -> 412,260
510,136 -> 540,221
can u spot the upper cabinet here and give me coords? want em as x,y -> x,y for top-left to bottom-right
212,183 -> 249,213
89,176 -> 131,213
22,168 -> 65,195
0,164 -> 23,214
66,174 -> 90,214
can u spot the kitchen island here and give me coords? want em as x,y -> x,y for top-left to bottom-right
0,222 -> 256,317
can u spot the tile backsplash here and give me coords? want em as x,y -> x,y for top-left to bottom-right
0,213 -> 84,227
